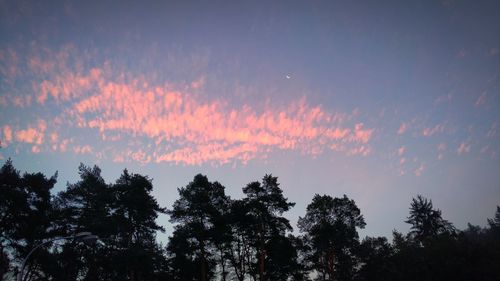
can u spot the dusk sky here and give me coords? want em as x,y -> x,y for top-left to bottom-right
1,0 -> 499,241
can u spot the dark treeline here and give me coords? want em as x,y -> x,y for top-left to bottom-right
1,159 -> 499,281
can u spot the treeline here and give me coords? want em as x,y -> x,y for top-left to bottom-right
1,159 -> 499,281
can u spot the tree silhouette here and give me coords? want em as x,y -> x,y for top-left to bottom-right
298,194 -> 365,281
405,195 -> 454,244
0,159 -> 57,281
355,236 -> 394,281
241,174 -> 295,281
167,174 -> 230,281
2,158 -> 500,281
110,169 -> 167,281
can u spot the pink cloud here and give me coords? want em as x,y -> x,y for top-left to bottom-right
31,146 -> 41,154
59,139 -> 70,152
475,91 -> 487,107
422,123 -> 445,137
457,142 -> 471,155
486,122 -> 496,138
11,95 -> 32,108
35,67 -> 102,104
3,125 -> 12,144
397,146 -> 406,156
15,120 -> 46,145
22,66 -> 372,165
437,143 -> 447,160
73,145 -> 92,154
4,53 -> 376,165
397,122 -> 408,135
414,164 -> 425,177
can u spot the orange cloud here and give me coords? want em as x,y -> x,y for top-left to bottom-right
3,52 -> 375,165
15,120 -> 46,145
73,145 -> 92,154
3,125 -> 12,144
43,68 -> 373,164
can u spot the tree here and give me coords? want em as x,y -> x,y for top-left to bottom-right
110,169 -> 167,281
242,174 -> 295,281
487,206 -> 500,238
167,174 -> 230,281
265,234 -> 308,281
0,159 -> 22,279
0,159 -> 57,281
52,164 -> 114,280
166,226 -> 201,281
298,194 -> 365,281
356,237 -> 394,281
225,198 -> 255,281
405,195 -> 454,244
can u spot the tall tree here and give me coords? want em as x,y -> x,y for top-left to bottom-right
110,169 -> 167,281
0,159 -> 22,279
225,198 -> 256,281
167,174 -> 230,281
356,237 -> 394,281
0,159 -> 57,281
487,206 -> 500,238
242,174 -> 295,281
166,226 -> 202,281
52,164 -> 115,281
298,194 -> 365,281
405,195 -> 454,244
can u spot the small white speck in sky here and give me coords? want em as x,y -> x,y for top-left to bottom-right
286,74 -> 291,79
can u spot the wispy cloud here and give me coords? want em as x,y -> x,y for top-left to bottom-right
457,141 -> 471,155
397,122 -> 408,135
397,146 -> 406,156
422,123 -> 445,137
2,52 -> 375,165
414,163 -> 425,176
65,73 -> 374,164
15,120 -> 46,145
475,91 -> 487,107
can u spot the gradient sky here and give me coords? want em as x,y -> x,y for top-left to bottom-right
1,0 -> 499,242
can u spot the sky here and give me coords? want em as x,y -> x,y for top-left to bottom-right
0,0 -> 499,242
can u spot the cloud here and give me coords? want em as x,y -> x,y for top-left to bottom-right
434,93 -> 452,105
69,78 -> 374,164
414,163 -> 425,176
486,122 -> 497,138
3,125 -> 12,144
2,58 -> 375,165
475,91 -> 487,107
72,145 -> 92,154
422,123 -> 445,137
397,146 -> 406,156
457,141 -> 471,155
15,120 -> 46,145
397,122 -> 408,135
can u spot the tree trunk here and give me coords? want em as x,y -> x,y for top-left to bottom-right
200,239 -> 207,281
327,248 -> 335,281
220,247 -> 227,281
258,223 -> 265,281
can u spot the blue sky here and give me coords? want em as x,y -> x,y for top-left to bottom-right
1,0 -> 499,241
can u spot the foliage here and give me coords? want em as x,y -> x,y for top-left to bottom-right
1,159 -> 500,281
298,194 -> 365,281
